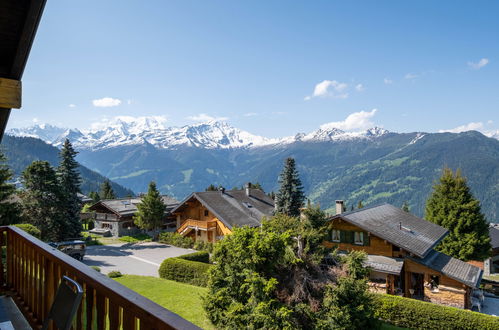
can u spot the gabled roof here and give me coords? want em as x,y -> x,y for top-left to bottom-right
408,250 -> 483,288
89,196 -> 179,217
171,189 -> 275,230
365,255 -> 404,275
490,224 -> 499,250
329,203 -> 448,258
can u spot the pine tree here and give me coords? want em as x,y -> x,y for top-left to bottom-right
425,168 -> 491,261
88,191 -> 100,203
100,179 -> 116,199
20,161 -> 66,241
402,201 -> 410,213
57,139 -> 82,238
133,181 -> 166,232
0,152 -> 20,225
357,200 -> 364,209
275,157 -> 305,217
205,184 -> 217,191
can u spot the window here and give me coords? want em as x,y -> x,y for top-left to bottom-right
354,231 -> 364,245
430,275 -> 440,292
204,210 -> 209,217
331,229 -> 341,242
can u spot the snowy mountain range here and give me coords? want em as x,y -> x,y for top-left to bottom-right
7,117 -> 390,151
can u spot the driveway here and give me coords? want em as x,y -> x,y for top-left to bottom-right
82,242 -> 194,277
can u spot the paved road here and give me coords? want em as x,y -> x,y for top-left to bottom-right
82,242 -> 194,277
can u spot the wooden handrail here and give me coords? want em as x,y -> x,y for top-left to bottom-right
0,226 -> 200,330
177,219 -> 217,234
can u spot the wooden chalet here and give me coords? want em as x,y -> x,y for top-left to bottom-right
325,202 -> 483,309
88,196 -> 179,237
171,185 -> 275,243
486,224 -> 499,275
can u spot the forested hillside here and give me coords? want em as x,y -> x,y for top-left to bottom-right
1,136 -> 134,197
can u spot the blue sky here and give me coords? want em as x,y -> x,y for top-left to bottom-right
8,0 -> 499,138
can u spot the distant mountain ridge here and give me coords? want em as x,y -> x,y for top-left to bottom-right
5,122 -> 499,222
8,119 -> 390,151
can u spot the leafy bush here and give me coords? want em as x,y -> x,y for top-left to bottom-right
193,240 -> 214,253
158,232 -> 194,249
14,224 -> 41,239
108,271 -> 123,278
177,251 -> 210,263
119,233 -> 152,243
158,258 -> 212,287
91,266 -> 101,272
374,294 -> 499,330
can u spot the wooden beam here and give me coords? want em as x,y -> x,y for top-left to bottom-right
0,78 -> 21,109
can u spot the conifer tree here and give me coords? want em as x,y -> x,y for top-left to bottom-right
133,181 -> 166,232
20,161 -> 65,241
275,157 -> 305,217
88,191 -> 100,203
57,139 -> 82,238
100,179 -> 116,199
402,201 -> 410,213
357,200 -> 364,209
205,184 -> 217,191
425,168 -> 491,261
0,152 -> 20,225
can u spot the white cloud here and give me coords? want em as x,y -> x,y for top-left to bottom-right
384,78 -> 393,84
127,99 -> 132,105
32,118 -> 39,123
468,58 -> 489,70
404,73 -> 418,80
355,84 -> 365,92
186,113 -> 228,122
305,80 -> 349,100
92,97 -> 122,107
243,112 -> 258,117
320,109 -> 378,131
487,120 -> 493,125
68,104 -> 76,108
438,122 -> 484,133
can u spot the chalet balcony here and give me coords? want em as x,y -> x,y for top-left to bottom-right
0,226 -> 199,329
177,219 -> 217,235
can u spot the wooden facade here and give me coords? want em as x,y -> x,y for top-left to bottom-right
326,217 -> 472,309
174,199 -> 231,243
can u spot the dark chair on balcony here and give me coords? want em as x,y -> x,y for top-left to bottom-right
42,276 -> 83,330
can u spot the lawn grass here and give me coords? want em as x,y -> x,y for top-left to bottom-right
114,275 -> 214,329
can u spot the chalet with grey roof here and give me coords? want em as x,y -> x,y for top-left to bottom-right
88,196 -> 179,237
171,185 -> 275,243
325,201 -> 483,309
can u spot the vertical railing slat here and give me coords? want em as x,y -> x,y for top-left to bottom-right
108,304 -> 121,330
123,312 -> 137,330
85,285 -> 95,330
96,292 -> 106,329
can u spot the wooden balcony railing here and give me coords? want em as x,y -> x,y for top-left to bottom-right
177,219 -> 217,235
0,226 -> 199,329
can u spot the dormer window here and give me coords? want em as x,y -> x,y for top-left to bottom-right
331,229 -> 340,242
354,231 -> 364,245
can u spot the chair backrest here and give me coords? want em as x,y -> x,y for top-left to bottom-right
42,276 -> 83,330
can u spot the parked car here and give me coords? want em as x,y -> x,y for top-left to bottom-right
48,240 -> 86,261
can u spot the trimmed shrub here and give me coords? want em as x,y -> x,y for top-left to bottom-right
177,251 -> 210,263
108,271 -> 123,278
14,224 -> 41,239
193,240 -> 214,253
374,294 -> 499,330
158,232 -> 194,249
158,258 -> 212,287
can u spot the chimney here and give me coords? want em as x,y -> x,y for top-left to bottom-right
219,187 -> 225,194
245,182 -> 251,197
335,200 -> 344,215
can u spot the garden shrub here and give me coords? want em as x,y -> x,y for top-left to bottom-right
91,266 -> 101,272
374,294 -> 499,330
14,224 -> 41,239
158,258 -> 212,287
108,271 -> 123,278
158,232 -> 194,249
177,251 -> 210,263
193,240 -> 214,253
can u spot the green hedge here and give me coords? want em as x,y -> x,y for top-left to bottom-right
177,251 -> 210,263
158,258 -> 212,287
14,224 -> 41,239
158,232 -> 194,249
374,294 -> 499,330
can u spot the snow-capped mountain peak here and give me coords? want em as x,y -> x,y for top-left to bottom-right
7,118 -> 391,151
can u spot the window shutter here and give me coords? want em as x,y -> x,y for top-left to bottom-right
340,230 -> 345,243
328,229 -> 333,241
364,232 -> 370,246
345,231 -> 354,244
